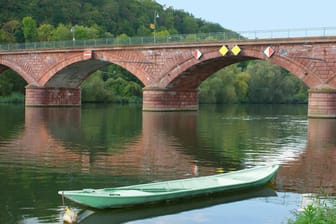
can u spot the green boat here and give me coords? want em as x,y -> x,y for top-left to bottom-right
58,164 -> 279,209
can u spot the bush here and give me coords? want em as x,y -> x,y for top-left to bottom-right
289,201 -> 336,224
0,92 -> 24,103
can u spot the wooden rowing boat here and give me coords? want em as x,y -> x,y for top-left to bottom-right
58,164 -> 279,209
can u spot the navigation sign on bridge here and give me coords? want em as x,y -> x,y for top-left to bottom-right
219,45 -> 229,56
83,50 -> 92,60
264,46 -> 275,58
230,45 -> 241,56
193,49 -> 202,60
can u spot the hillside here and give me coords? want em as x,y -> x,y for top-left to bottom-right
0,0 -> 232,43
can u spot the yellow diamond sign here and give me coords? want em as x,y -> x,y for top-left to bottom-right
231,45 -> 241,56
219,45 -> 229,56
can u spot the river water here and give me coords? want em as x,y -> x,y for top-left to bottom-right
0,104 -> 335,224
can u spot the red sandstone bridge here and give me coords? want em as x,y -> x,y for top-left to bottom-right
1,28 -> 336,118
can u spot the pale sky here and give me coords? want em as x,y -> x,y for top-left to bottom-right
155,0 -> 336,32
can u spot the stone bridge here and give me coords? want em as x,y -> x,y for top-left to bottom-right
1,36 -> 336,118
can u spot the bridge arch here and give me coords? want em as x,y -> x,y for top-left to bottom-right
164,48 -> 320,90
242,48 -> 322,88
92,52 -> 149,86
0,59 -> 38,85
40,54 -> 108,88
40,52 -> 149,88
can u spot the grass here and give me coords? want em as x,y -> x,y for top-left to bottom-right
288,196 -> 336,224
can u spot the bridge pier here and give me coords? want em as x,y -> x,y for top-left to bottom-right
142,88 -> 198,111
308,86 -> 336,118
25,85 -> 81,107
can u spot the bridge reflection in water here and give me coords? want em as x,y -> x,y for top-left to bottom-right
21,107 -> 214,179
277,118 -> 336,194
12,107 -> 334,194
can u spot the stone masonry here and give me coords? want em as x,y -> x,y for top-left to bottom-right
0,37 -> 336,117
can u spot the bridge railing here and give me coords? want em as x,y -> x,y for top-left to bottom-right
240,27 -> 336,39
1,27 -> 336,51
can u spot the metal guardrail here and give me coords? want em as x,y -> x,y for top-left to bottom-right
1,27 -> 336,51
239,27 -> 336,39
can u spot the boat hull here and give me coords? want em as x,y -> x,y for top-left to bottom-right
58,164 -> 279,209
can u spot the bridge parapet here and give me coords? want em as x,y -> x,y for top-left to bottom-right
1,27 -> 336,51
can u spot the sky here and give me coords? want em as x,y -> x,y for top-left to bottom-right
155,0 -> 336,32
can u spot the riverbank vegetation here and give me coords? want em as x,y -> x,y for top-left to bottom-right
200,62 -> 307,104
0,70 -> 25,103
0,0 -> 308,104
289,204 -> 336,224
288,197 -> 336,224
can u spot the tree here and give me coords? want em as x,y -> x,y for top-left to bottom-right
199,22 -> 224,33
1,20 -> 22,43
81,72 -> 112,102
234,72 -> 250,103
182,15 -> 198,34
0,70 -> 26,96
137,25 -> 151,36
22,16 -> 38,42
37,24 -> 54,41
114,33 -> 130,45
247,61 -> 278,103
72,25 -> 99,40
52,23 -> 71,41
200,65 -> 242,104
246,61 -> 307,104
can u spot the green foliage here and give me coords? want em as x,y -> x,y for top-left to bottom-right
181,15 -> 198,34
37,24 -> 54,41
200,64 -> 251,104
199,62 -> 308,104
52,23 -> 71,41
0,0 -> 228,43
289,202 -> 336,224
114,33 -> 130,45
0,76 -> 13,96
81,72 -> 112,103
0,70 -> 26,96
234,72 -> 250,103
22,16 -> 37,42
1,20 -> 22,43
72,25 -> 99,40
246,61 -> 308,104
81,67 -> 144,104
0,92 -> 24,103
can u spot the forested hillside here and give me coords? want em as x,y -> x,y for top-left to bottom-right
0,0 -> 307,104
0,0 -> 226,43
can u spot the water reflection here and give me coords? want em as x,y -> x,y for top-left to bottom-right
0,104 -> 24,140
79,186 -> 277,224
1,104 -> 336,223
23,108 -> 214,179
277,119 -> 336,194
5,105 -> 335,190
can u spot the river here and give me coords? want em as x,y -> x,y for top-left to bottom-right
0,104 -> 335,224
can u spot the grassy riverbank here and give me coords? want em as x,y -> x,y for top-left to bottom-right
288,197 -> 336,224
